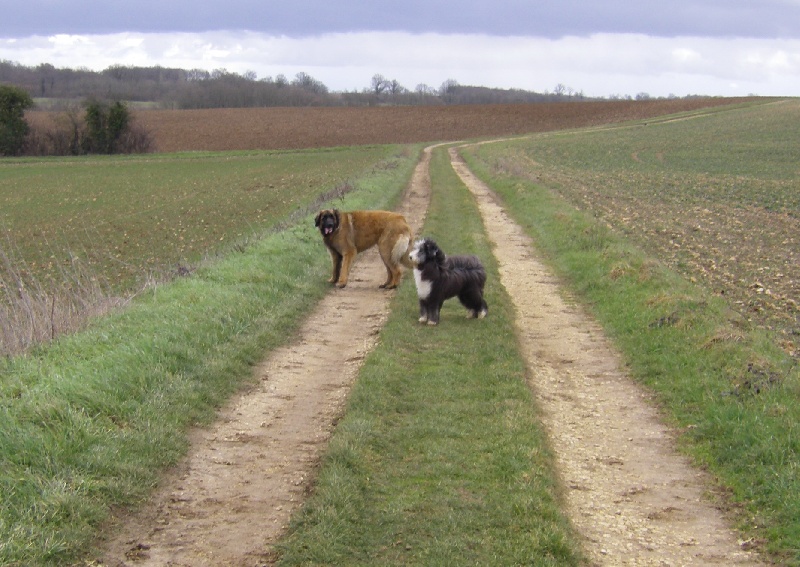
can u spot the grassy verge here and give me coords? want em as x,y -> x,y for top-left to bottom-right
459,103 -> 800,564
0,145 -> 421,566
274,146 -> 585,565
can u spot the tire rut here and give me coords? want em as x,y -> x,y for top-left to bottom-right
449,145 -> 763,566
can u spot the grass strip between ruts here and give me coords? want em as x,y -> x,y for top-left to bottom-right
275,146 -> 584,565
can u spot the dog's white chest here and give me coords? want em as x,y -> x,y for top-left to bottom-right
413,269 -> 432,299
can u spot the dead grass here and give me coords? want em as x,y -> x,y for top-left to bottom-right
0,244 -> 128,356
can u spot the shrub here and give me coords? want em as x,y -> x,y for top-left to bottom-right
83,99 -> 131,154
23,100 -> 153,156
0,84 -> 33,156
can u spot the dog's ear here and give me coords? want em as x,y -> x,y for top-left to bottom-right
435,245 -> 446,265
314,211 -> 323,227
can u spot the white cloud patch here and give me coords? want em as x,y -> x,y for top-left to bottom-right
1,31 -> 798,97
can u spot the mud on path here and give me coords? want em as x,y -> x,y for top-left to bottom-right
101,144 -> 763,566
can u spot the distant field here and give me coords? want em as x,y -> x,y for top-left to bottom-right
27,97 -> 759,153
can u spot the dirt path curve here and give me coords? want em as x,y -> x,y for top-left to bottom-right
100,143 -> 764,567
449,146 -> 763,566
99,147 -> 434,567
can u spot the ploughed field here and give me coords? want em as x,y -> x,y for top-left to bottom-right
131,98 -> 752,152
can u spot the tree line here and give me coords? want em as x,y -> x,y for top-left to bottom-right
1,60 -> 693,156
0,60 -> 593,110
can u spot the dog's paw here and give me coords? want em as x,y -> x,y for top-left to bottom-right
478,309 -> 488,319
335,281 -> 348,288
418,316 -> 428,324
426,320 -> 438,326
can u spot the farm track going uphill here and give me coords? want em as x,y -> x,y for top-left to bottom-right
99,146 -> 433,566
100,142 -> 763,566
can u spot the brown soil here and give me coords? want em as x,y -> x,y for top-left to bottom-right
27,98 -> 755,154
98,144 -> 764,566
135,99 -> 752,153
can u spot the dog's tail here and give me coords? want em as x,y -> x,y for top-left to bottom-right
393,234 -> 414,269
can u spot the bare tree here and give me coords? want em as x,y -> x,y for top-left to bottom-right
371,74 -> 389,96
387,79 -> 405,96
439,79 -> 459,103
292,72 -> 328,95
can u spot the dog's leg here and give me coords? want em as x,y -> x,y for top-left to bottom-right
336,250 -> 356,287
379,262 -> 398,289
459,289 -> 488,319
378,240 -> 403,289
418,300 -> 429,324
328,248 -> 342,284
382,267 -> 402,289
427,302 -> 443,326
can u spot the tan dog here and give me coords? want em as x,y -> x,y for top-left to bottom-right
315,209 -> 413,288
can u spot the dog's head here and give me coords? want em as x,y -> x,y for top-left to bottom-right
314,209 -> 340,237
409,238 -> 446,267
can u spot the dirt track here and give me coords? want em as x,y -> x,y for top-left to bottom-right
99,144 -> 763,566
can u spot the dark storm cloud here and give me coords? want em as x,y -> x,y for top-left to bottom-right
3,0 -> 799,39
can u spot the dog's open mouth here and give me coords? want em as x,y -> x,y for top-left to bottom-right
323,227 -> 334,235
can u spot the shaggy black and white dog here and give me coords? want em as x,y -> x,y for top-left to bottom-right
408,238 -> 488,325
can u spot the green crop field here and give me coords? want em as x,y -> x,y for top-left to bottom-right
0,145 -> 416,355
464,99 -> 799,355
0,145 -> 405,291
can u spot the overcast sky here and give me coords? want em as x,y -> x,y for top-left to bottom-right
2,1 -> 799,98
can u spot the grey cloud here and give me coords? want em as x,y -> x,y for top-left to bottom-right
2,0 -> 799,39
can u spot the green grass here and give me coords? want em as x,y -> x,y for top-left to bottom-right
0,145 -> 404,291
0,144 -> 421,566
460,100 -> 800,564
274,146 -> 584,566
